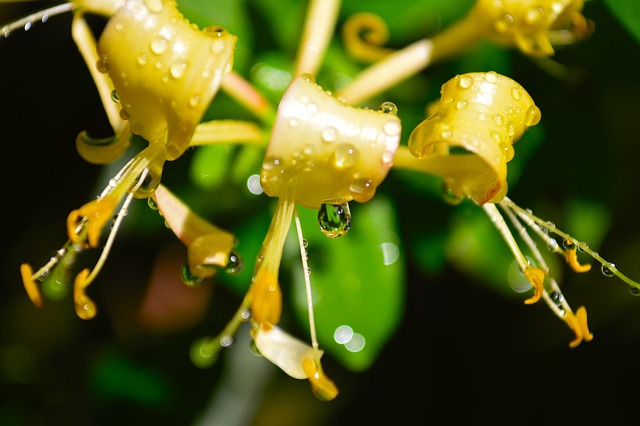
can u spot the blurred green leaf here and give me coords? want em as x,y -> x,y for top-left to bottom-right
603,0 -> 640,44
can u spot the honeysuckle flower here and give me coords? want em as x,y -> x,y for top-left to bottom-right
393,70 -> 639,347
337,0 -> 591,105
19,0 -> 237,318
407,71 -> 541,205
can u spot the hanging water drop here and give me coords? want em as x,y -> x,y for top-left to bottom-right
629,286 -> 640,297
379,101 -> 398,115
441,183 -> 464,205
181,260 -> 206,287
318,203 -> 351,238
601,263 -> 616,277
224,251 -> 243,275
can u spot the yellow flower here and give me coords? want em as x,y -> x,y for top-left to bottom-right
20,0 -> 237,319
471,0 -> 591,57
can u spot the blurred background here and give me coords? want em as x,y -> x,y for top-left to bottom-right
1,0 -> 640,424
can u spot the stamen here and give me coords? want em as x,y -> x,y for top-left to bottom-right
565,248 -> 592,273
294,208 -> 320,354
294,0 -> 341,76
501,197 -> 640,293
1,3 -> 74,39
20,263 -> 43,308
483,203 -> 545,303
73,268 -> 97,320
566,306 -> 594,348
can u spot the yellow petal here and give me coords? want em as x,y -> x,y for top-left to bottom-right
408,72 -> 540,205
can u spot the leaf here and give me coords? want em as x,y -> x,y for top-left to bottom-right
288,197 -> 405,372
603,0 -> 640,44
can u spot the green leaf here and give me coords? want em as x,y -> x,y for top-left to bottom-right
288,197 -> 405,372
603,0 -> 640,44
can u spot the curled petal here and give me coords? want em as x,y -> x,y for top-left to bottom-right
251,323 -> 319,379
471,0 -> 588,57
153,184 -> 236,279
20,263 -> 43,308
97,0 -> 237,160
261,74 -> 401,209
302,358 -> 339,401
408,71 -> 540,205
75,123 -> 132,165
342,12 -> 395,62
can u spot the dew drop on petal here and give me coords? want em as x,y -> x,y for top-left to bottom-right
181,260 -> 207,287
318,203 -> 351,238
224,251 -> 243,275
379,101 -> 398,115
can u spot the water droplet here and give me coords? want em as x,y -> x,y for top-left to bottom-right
458,75 -> 473,89
525,105 -> 541,126
96,57 -> 109,73
548,291 -> 566,315
381,150 -> 395,165
525,7 -> 544,24
578,242 -> 589,252
491,131 -> 502,144
181,260 -> 207,287
321,127 -> 337,142
562,238 -> 576,250
137,53 -> 148,65
493,114 -> 504,126
629,286 -> 640,297
147,197 -> 159,211
506,121 -> 516,136
262,156 -> 282,171
442,183 -> 464,205
334,143 -> 358,168
110,90 -> 119,103
144,0 -> 163,12
484,71 -> 498,83
349,178 -> 375,202
511,87 -> 522,100
601,263 -> 616,277
189,95 -> 201,107
456,100 -> 468,110
383,120 -> 400,136
318,203 -> 351,238
119,109 -> 130,120
220,335 -> 234,347
150,37 -> 168,54
379,101 -> 398,115
548,237 -> 559,251
133,169 -> 162,198
24,21 -> 32,31
225,251 -> 243,275
170,62 -> 187,78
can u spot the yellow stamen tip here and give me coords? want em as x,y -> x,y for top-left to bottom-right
565,248 -> 591,273
20,263 -> 43,308
250,267 -> 283,325
73,268 -> 97,320
566,306 -> 593,348
302,358 -> 339,401
523,267 -> 545,305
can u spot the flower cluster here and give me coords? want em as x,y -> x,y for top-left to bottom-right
5,0 -> 638,401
